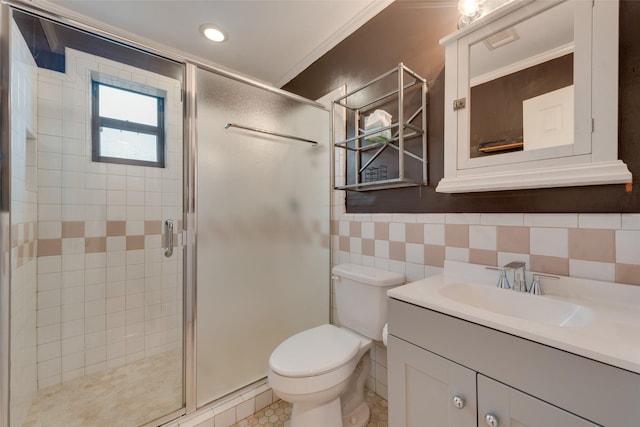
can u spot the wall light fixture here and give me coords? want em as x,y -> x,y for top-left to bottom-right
457,0 -> 514,29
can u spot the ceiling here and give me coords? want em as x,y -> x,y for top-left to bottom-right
36,0 -> 394,87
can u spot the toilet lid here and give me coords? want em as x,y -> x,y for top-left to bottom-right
269,324 -> 360,378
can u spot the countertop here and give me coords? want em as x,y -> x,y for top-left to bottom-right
387,260 -> 640,375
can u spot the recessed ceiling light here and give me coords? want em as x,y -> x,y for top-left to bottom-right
200,24 -> 226,42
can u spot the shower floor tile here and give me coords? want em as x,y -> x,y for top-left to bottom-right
22,350 -> 182,427
231,391 -> 388,427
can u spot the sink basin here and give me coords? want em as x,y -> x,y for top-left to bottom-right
439,282 -> 594,327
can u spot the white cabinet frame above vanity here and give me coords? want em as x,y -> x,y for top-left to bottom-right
436,0 -> 632,193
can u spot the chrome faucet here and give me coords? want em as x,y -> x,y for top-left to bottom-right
529,273 -> 560,295
529,274 -> 543,295
496,268 -> 510,290
488,262 -> 560,296
504,261 -> 527,292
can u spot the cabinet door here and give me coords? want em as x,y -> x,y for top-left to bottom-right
477,375 -> 598,427
388,335 -> 476,427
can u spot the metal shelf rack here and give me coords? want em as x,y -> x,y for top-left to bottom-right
332,63 -> 428,191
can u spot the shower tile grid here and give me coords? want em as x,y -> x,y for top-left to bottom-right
229,391 -> 388,427
35,218 -> 184,388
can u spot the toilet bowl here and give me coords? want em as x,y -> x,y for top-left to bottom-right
269,324 -> 371,426
268,264 -> 404,427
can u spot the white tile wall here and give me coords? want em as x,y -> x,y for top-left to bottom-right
615,230 -> 640,264
445,246 -> 470,262
34,48 -> 184,388
569,260 -> 616,282
480,213 -> 524,226
530,227 -> 569,258
621,214 -> 640,230
578,214 -> 622,229
389,223 -> 406,241
405,243 -> 424,264
523,213 -> 578,228
445,213 -> 481,224
424,223 -> 445,245
469,225 -> 497,250
361,221 -> 375,239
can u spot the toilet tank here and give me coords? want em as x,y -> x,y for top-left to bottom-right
332,264 -> 404,341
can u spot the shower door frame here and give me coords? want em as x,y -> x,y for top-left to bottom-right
1,4 -> 12,427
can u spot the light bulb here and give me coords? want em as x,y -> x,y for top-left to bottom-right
458,0 -> 481,18
200,24 -> 226,42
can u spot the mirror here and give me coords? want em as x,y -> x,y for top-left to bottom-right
437,0 -> 630,193
469,0 -> 575,158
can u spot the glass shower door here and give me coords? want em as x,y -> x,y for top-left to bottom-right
6,9 -> 185,426
195,68 -> 330,406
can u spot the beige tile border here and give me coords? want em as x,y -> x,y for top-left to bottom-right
39,239 -> 62,256
405,223 -> 424,244
330,220 -> 339,236
362,239 -> 375,257
569,228 -> 615,263
107,221 -> 126,236
85,237 -> 106,253
145,220 -> 162,235
32,220 -> 166,258
374,222 -> 389,240
496,226 -> 529,254
11,222 -> 38,267
530,254 -> 570,276
62,221 -> 85,238
469,248 -> 497,266
126,235 -> 145,251
615,264 -> 640,286
339,236 -> 350,252
445,224 -> 469,248
350,221 -> 361,238
389,241 -> 405,262
424,244 -> 445,267
333,216 -> 640,286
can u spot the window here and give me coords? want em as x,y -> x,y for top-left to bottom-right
91,74 -> 166,167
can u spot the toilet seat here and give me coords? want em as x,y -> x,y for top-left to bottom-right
270,324 -> 360,378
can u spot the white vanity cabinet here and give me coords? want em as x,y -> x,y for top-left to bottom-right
436,0 -> 631,193
476,375 -> 597,427
388,335 -> 476,427
387,298 -> 640,427
388,336 -> 596,427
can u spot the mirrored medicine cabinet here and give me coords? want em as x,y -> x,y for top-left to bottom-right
436,0 -> 632,193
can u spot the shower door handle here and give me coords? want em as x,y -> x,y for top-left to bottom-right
163,219 -> 174,257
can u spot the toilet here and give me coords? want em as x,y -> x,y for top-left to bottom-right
268,264 -> 404,427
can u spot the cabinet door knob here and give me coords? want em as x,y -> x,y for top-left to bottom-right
484,413 -> 499,427
452,395 -> 465,409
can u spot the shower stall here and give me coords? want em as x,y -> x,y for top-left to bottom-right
0,3 -> 330,426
